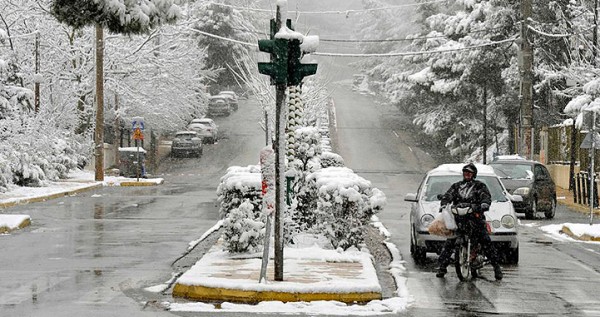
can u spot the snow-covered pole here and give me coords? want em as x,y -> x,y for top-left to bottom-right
259,146 -> 275,283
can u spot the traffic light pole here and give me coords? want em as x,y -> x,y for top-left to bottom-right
257,2 -> 318,282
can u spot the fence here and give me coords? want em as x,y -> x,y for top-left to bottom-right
573,171 -> 599,207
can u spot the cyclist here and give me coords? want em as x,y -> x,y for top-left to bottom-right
436,163 -> 503,280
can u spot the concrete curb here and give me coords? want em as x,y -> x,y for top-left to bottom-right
0,217 -> 31,234
0,183 -> 102,209
560,225 -> 600,242
119,179 -> 164,187
172,284 -> 381,304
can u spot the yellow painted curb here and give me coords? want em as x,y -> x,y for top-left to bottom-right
119,180 -> 163,187
561,225 -> 600,242
0,217 -> 31,234
172,283 -> 381,304
0,183 -> 102,209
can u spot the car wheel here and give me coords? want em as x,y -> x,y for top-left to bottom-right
410,228 -> 426,263
544,197 -> 556,219
525,198 -> 537,219
506,246 -> 519,264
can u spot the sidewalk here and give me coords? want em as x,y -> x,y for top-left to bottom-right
172,238 -> 382,304
556,186 -> 600,215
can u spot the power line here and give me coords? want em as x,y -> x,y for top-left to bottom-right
210,0 -> 449,15
188,26 -> 517,58
313,37 -> 517,57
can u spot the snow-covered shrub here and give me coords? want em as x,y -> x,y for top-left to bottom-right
287,127 -> 323,239
320,152 -> 345,168
216,165 -> 262,218
222,200 -> 265,253
307,167 -> 387,250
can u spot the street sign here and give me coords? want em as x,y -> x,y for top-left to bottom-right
132,117 -> 145,131
580,132 -> 600,149
133,127 -> 144,141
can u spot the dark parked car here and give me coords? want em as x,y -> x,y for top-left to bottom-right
207,95 -> 231,117
489,158 -> 556,219
171,131 -> 203,158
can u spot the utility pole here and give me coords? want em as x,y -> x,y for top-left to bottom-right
594,0 -> 598,66
520,0 -> 534,159
34,32 -> 40,113
483,86 -> 488,164
94,25 -> 105,182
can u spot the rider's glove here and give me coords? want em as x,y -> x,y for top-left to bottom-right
480,203 -> 490,212
439,205 -> 446,213
471,203 -> 481,213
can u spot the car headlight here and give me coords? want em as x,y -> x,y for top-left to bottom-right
491,220 -> 501,229
420,214 -> 435,227
501,215 -> 516,229
513,187 -> 530,196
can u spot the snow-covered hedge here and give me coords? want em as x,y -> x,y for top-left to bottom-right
320,152 -> 345,168
306,167 -> 386,250
216,165 -> 262,218
222,200 -> 265,253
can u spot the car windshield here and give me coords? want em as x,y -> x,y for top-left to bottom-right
490,163 -> 534,180
423,175 -> 508,202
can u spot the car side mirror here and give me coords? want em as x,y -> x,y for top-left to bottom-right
404,193 -> 418,202
510,194 -> 523,202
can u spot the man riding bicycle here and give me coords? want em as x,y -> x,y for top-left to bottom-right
436,163 -> 503,280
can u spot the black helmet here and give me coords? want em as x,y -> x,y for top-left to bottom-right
462,163 -> 477,178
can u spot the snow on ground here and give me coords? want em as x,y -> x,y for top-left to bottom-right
541,223 -> 600,242
0,214 -> 30,232
68,169 -> 164,186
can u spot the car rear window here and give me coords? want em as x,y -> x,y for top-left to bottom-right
490,163 -> 533,180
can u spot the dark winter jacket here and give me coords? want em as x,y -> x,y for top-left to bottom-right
440,179 -> 491,215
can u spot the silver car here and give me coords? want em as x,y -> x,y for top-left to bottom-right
404,164 -> 520,264
188,118 -> 218,143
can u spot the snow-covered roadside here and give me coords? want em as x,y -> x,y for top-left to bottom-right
0,169 -> 164,234
540,223 -> 600,243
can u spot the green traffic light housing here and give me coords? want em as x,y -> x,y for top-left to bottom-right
258,38 -> 289,85
287,39 -> 318,86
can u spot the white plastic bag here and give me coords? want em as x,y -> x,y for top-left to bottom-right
428,213 -> 454,237
441,205 -> 457,231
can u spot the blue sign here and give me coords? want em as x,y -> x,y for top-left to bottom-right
132,117 -> 145,131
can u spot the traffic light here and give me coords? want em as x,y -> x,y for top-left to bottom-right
287,39 -> 318,86
258,38 -> 288,85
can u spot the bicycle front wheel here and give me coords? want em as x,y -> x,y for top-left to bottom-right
455,240 -> 471,281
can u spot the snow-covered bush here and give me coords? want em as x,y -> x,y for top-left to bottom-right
216,165 -> 262,218
320,152 -> 345,168
222,200 -> 265,253
307,167 -> 387,250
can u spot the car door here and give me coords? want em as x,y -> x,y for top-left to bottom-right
534,164 -> 553,208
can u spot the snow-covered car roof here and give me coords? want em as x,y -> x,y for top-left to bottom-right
493,154 -> 526,161
190,118 -> 214,124
428,163 -> 496,177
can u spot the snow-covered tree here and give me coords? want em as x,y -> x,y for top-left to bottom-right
190,0 -> 257,93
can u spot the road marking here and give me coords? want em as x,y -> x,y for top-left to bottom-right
392,130 -> 399,138
408,146 -> 413,152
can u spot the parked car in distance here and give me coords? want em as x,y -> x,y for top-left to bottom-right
219,91 -> 239,111
207,95 -> 231,117
489,158 -> 557,219
188,118 -> 218,143
404,163 -> 520,264
171,131 -> 203,158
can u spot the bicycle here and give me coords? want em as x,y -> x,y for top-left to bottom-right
451,203 -> 489,281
